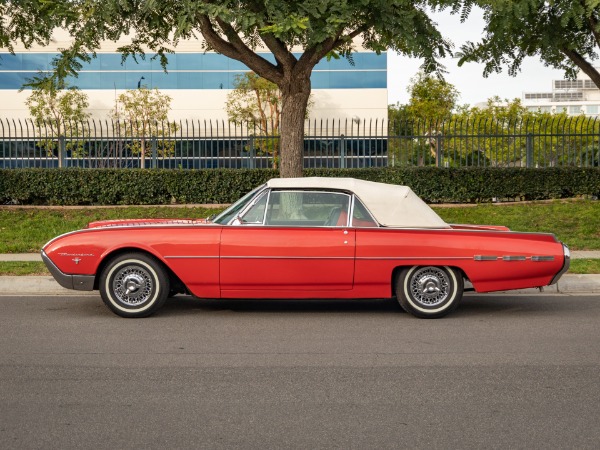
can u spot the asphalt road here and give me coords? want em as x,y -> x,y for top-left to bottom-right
1,293 -> 599,449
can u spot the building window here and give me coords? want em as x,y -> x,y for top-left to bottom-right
568,105 -> 582,115
586,105 -> 599,115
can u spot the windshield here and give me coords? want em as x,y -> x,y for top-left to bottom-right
212,184 -> 266,225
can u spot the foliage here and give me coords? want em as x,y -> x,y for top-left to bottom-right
1,167 -> 599,206
226,72 -> 282,168
13,0 -> 458,177
25,83 -> 90,161
403,72 -> 460,165
406,72 -> 459,123
457,1 -> 600,88
388,97 -> 600,168
111,87 -> 179,167
226,72 -> 282,133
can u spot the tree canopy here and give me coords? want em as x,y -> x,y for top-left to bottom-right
2,0 -> 458,176
458,1 -> 600,89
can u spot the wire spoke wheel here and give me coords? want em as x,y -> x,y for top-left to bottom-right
396,266 -> 463,319
99,253 -> 170,318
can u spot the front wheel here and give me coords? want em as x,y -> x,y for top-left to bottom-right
395,266 -> 463,319
99,253 -> 170,318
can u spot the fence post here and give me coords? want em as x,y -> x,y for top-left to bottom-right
340,134 -> 346,168
526,133 -> 534,168
151,136 -> 158,168
436,133 -> 443,168
58,135 -> 66,168
249,136 -> 255,169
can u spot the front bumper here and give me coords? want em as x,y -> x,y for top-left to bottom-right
41,251 -> 95,291
550,244 -> 571,285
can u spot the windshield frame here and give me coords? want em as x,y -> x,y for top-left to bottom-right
211,184 -> 267,225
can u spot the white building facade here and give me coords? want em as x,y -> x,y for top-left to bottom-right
523,69 -> 600,116
0,32 -> 387,122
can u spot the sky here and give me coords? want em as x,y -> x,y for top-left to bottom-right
387,7 -> 567,107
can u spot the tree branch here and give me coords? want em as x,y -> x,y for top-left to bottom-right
198,15 -> 282,84
561,46 -> 600,88
258,32 -> 297,68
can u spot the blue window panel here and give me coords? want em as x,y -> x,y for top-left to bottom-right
229,58 -> 250,71
352,52 -> 387,70
0,72 -> 30,89
177,72 -> 202,89
66,72 -> 128,89
22,53 -> 50,71
257,53 -> 277,65
81,56 -> 102,70
203,72 -> 230,89
99,53 -> 124,70
177,53 -> 203,70
123,54 -> 154,71
328,70 -> 386,88
312,52 -> 387,70
147,71 -> 178,89
310,71 -> 330,89
203,53 -> 230,70
0,53 -> 23,70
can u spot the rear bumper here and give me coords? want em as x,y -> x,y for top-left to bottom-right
41,251 -> 95,291
550,244 -> 570,285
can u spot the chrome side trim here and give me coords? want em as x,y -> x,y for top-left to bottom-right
550,244 -> 570,285
502,255 -> 527,261
474,255 -> 498,261
164,256 -> 218,259
532,256 -> 555,262
41,251 -> 95,291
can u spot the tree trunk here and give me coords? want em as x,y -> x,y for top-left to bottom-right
278,76 -> 311,178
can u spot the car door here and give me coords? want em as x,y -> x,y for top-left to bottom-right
220,190 -> 356,292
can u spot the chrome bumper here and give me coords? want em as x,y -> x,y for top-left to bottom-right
550,244 -> 570,285
41,251 -> 95,291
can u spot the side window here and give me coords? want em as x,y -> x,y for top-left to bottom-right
352,197 -> 378,227
239,191 -> 268,224
265,191 -> 350,227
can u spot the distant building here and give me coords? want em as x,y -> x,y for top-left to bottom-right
0,30 -> 387,122
523,69 -> 600,116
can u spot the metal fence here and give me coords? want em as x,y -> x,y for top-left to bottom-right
1,117 -> 599,169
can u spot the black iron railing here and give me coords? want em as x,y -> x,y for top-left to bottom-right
1,117 -> 599,169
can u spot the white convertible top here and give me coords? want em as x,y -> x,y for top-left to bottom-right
267,177 -> 450,229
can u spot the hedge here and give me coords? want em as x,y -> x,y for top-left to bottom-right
1,167 -> 599,205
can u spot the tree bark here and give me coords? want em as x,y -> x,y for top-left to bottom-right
561,47 -> 600,89
278,74 -> 311,178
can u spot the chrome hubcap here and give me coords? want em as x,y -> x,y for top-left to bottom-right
113,266 -> 153,305
410,267 -> 450,306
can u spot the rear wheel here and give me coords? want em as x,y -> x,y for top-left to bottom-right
99,253 -> 169,318
396,266 -> 463,319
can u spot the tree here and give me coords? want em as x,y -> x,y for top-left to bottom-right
406,72 -> 459,164
18,0 -> 456,177
457,1 -> 600,89
0,1 -> 65,51
226,72 -> 281,134
25,82 -> 90,165
226,72 -> 314,168
112,87 -> 179,168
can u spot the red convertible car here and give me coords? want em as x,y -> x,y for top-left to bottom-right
42,177 -> 570,319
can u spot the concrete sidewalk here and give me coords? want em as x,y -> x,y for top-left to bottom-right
2,251 -> 600,262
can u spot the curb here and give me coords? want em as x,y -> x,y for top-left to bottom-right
1,274 -> 599,296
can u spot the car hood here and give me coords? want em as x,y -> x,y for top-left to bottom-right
86,218 -> 212,229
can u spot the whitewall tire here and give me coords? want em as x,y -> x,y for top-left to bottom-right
99,253 -> 170,318
396,266 -> 463,319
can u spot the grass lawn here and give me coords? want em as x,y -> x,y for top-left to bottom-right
433,200 -> 600,250
0,206 -> 222,253
1,259 -> 598,276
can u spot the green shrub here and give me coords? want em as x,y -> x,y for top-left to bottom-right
0,167 -> 598,205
